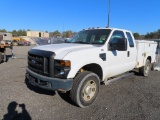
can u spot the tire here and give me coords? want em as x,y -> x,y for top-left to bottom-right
0,52 -> 3,63
139,59 -> 151,77
13,42 -> 18,46
70,71 -> 100,108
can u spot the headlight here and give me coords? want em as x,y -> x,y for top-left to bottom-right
54,60 -> 71,78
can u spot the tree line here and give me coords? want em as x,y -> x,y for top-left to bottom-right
0,29 -> 76,38
133,29 -> 160,40
0,29 -> 28,36
49,30 -> 77,38
1,28 -> 160,39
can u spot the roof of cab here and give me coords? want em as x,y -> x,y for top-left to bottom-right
82,28 -> 132,33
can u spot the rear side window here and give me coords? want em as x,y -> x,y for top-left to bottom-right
126,32 -> 134,47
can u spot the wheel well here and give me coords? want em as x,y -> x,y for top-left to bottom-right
147,56 -> 151,62
79,64 -> 103,81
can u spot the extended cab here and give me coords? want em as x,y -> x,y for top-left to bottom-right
26,28 -> 157,107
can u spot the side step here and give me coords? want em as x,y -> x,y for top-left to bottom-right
104,72 -> 134,85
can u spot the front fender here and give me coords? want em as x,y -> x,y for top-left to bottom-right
63,47 -> 106,79
67,61 -> 103,79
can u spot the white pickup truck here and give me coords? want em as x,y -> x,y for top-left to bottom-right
26,28 -> 157,108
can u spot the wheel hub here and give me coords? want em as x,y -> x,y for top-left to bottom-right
85,86 -> 92,96
145,63 -> 150,73
82,80 -> 96,101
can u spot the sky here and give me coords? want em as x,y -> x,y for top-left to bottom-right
0,0 -> 160,34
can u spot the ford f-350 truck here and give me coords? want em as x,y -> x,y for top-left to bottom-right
26,28 -> 157,108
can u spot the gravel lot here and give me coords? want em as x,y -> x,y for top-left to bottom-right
0,46 -> 160,120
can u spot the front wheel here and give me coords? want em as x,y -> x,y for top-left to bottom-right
139,59 -> 151,77
70,71 -> 100,108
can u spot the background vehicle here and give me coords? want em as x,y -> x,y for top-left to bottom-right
0,32 -> 12,63
23,39 -> 31,46
26,28 -> 157,108
12,34 -> 24,46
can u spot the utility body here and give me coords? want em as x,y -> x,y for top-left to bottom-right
26,28 -> 157,107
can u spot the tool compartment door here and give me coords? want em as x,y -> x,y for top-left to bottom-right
136,40 -> 157,68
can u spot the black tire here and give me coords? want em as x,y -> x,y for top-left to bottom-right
0,52 -> 3,63
139,59 -> 151,77
70,71 -> 100,108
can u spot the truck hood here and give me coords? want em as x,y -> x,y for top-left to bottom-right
32,43 -> 99,59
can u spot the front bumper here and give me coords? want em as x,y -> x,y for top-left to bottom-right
26,68 -> 73,91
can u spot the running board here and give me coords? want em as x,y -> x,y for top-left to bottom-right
104,72 -> 134,85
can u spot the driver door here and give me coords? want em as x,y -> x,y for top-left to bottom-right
105,30 -> 129,77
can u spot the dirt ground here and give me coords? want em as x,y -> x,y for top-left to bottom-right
0,46 -> 160,120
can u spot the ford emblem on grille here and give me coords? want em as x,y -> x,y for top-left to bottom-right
31,60 -> 36,64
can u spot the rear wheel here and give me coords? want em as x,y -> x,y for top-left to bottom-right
70,71 -> 100,108
139,59 -> 151,76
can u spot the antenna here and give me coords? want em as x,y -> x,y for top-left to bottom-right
108,0 -> 110,27
62,23 -> 64,38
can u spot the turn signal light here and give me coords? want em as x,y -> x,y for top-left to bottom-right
60,60 -> 71,67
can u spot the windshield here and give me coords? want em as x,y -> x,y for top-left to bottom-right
68,29 -> 111,44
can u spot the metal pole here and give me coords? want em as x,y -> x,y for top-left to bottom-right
108,0 -> 110,27
62,23 -> 64,38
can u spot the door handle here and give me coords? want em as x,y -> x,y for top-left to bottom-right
127,51 -> 130,57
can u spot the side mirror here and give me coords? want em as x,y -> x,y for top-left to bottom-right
109,42 -> 117,51
117,38 -> 127,51
3,34 -> 7,36
109,38 -> 127,51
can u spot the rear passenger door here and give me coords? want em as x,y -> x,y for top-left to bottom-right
125,32 -> 137,69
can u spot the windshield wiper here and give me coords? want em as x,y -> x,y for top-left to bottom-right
74,41 -> 91,44
90,42 -> 103,44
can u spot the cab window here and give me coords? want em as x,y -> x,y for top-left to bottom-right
108,30 -> 127,51
126,32 -> 134,47
109,30 -> 125,44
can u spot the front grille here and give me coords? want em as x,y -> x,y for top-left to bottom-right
28,53 -> 49,76
28,49 -> 55,77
